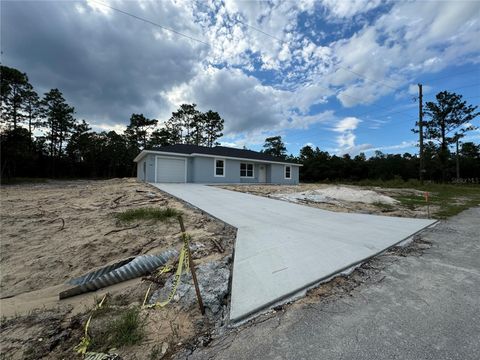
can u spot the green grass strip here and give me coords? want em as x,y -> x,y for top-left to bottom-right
115,207 -> 181,222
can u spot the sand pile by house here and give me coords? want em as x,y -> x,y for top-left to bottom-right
272,186 -> 399,205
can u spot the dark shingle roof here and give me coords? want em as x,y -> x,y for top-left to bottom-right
149,144 -> 299,164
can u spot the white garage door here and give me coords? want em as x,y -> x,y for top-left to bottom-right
156,157 -> 186,183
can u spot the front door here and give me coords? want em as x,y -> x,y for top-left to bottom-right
259,165 -> 266,183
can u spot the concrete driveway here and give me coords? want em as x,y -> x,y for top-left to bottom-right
187,208 -> 480,360
151,184 -> 436,322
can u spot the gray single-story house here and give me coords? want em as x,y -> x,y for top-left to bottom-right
134,144 -> 301,184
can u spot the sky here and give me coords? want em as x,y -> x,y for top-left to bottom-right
2,0 -> 480,156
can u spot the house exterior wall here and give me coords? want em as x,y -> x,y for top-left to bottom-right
191,157 -> 243,183
269,163 -> 299,185
187,158 -> 194,182
136,153 -> 300,184
136,154 -> 157,182
136,159 -> 145,181
191,156 -> 299,184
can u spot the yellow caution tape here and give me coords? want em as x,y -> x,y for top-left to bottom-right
75,294 -> 108,355
157,264 -> 173,276
76,234 -> 192,356
141,264 -> 176,307
143,233 -> 191,309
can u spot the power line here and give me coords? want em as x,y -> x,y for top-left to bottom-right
237,16 -> 480,100
337,92 -> 416,118
236,19 -> 285,43
92,0 -> 479,98
339,82 -> 480,121
89,0 -> 210,46
235,18 -> 401,91
90,0 -> 479,126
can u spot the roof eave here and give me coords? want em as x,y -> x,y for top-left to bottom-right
190,153 -> 302,166
133,150 -> 191,162
134,149 -> 302,166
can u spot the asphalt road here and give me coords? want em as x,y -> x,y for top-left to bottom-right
185,207 -> 480,360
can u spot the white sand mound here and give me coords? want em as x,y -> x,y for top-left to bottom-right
272,186 -> 398,205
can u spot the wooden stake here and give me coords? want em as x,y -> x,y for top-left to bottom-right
178,215 -> 205,315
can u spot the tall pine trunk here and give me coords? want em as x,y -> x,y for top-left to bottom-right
440,117 -> 447,182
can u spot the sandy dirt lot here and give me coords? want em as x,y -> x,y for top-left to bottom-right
217,183 -> 436,218
0,179 -> 235,359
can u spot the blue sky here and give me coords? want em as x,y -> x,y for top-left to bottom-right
2,0 -> 480,156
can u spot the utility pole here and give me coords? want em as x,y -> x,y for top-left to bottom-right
456,135 -> 460,181
418,83 -> 424,184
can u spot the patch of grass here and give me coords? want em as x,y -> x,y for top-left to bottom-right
90,307 -> 145,351
372,202 -> 395,212
342,180 -> 480,218
115,207 -> 181,222
394,185 -> 480,218
337,178 -> 423,189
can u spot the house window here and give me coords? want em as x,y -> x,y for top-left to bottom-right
240,163 -> 254,177
215,159 -> 225,177
285,165 -> 291,179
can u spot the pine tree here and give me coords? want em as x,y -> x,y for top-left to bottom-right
423,91 -> 479,181
263,136 -> 287,158
40,88 -> 76,159
23,84 -> 41,138
124,114 -> 158,150
165,104 -> 200,144
0,66 -> 31,130
203,110 -> 224,147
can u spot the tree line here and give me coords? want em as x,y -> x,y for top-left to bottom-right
295,143 -> 480,183
1,65 -> 479,183
0,65 -> 224,180
264,136 -> 480,183
262,89 -> 479,183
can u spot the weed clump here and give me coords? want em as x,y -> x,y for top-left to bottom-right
115,207 -> 181,222
90,307 -> 145,351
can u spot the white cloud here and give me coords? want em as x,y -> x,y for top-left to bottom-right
337,131 -> 356,148
219,141 -> 242,148
368,118 -> 390,130
333,117 -> 361,133
4,0 -> 480,152
331,117 -> 365,154
91,122 -> 127,134
365,140 -> 417,153
85,0 -> 112,16
161,66 -> 334,137
407,83 -> 432,96
322,1 -> 480,107
340,143 -> 374,156
321,0 -> 383,19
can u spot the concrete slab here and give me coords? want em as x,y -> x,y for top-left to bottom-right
151,184 -> 436,322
